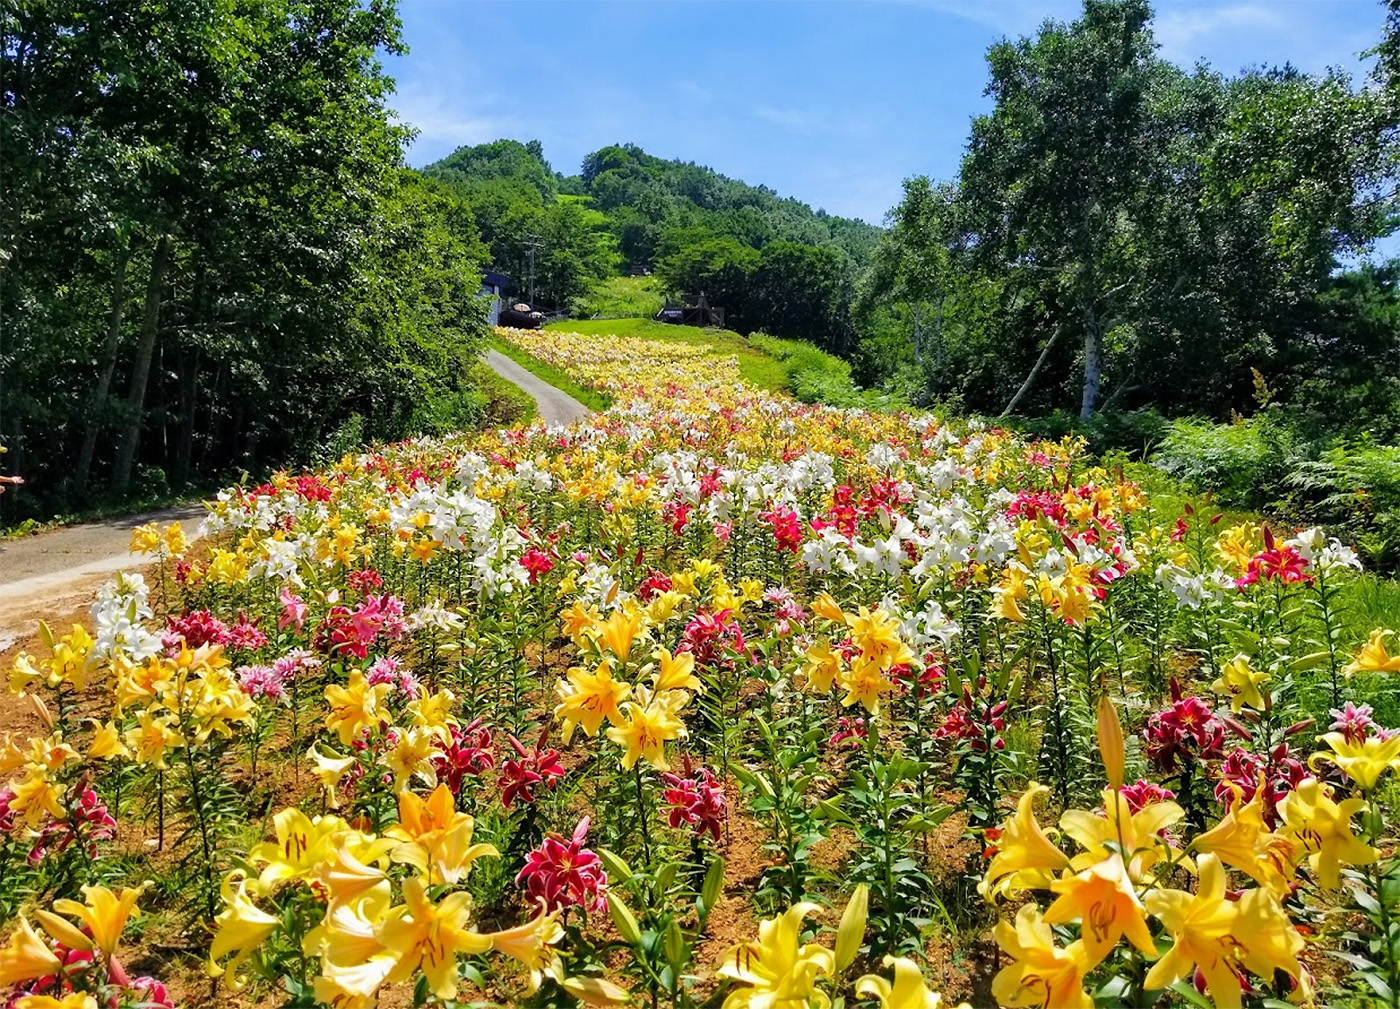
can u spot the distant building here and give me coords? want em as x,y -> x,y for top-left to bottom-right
480,270 -> 510,326
656,292 -> 724,328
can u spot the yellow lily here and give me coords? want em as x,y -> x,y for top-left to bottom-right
307,742 -> 356,809
559,600 -> 600,646
1061,787 -> 1183,881
1144,854 -> 1304,1009
487,903 -> 566,994
1210,654 -> 1271,713
982,783 -> 1071,896
324,670 -> 391,745
15,993 -> 99,1009
1192,782 -> 1296,895
553,660 -> 631,742
1234,888 -> 1313,1006
857,955 -> 970,1009
1143,854 -> 1240,1004
597,605 -> 647,663
376,877 -> 491,1000
48,884 -> 145,956
85,720 -> 130,761
715,901 -> 836,1009
1043,853 -> 1155,967
846,606 -> 914,669
992,567 -> 1029,623
405,688 -> 459,740
6,766 -> 66,827
1311,731 -> 1400,791
645,589 -> 686,625
123,710 -> 185,769
303,884 -> 393,966
1277,777 -> 1377,888
801,639 -> 843,694
811,591 -> 845,623
605,686 -> 687,771
249,808 -> 348,892
837,654 -> 895,715
0,917 -> 63,986
651,647 -> 701,693
384,783 -> 498,885
316,845 -> 390,910
1344,628 -> 1400,675
208,872 -> 279,992
991,904 -> 1093,1009
381,725 -> 443,792
311,957 -> 395,1009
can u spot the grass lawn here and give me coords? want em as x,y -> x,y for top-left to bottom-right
573,275 -> 666,319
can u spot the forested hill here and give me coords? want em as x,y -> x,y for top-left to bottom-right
423,140 -> 881,269
417,140 -> 877,350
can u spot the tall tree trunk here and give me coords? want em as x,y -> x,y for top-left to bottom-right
933,295 -> 945,371
75,243 -> 131,495
111,234 -> 171,493
1079,305 -> 1103,420
174,348 -> 199,489
175,249 -> 208,489
1002,324 -> 1064,417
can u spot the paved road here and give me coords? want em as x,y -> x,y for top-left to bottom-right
485,349 -> 591,427
0,504 -> 204,651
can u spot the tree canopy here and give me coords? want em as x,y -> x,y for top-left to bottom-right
861,0 -> 1399,432
1,0 -> 491,519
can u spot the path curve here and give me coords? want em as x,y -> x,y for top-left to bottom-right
0,356 -> 588,653
485,348 -> 591,426
0,504 -> 204,652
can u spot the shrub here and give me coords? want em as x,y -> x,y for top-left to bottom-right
1016,408 -> 1169,459
1151,413 -> 1296,508
1287,440 -> 1400,571
746,332 -> 864,407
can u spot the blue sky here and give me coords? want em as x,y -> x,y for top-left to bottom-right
385,0 -> 1392,234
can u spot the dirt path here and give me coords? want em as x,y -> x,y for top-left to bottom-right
484,348 -> 591,426
0,504 -> 204,653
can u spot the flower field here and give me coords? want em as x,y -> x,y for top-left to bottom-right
5,326 -> 1400,1008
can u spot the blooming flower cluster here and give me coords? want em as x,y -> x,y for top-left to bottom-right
2,324 -> 1396,1007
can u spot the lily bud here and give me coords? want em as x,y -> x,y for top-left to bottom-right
1096,692 -> 1125,790
834,883 -> 869,972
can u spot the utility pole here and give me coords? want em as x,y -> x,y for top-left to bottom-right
523,236 -> 543,307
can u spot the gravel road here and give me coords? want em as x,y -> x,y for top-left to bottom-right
485,349 -> 591,426
0,504 -> 203,652
0,356 -> 588,653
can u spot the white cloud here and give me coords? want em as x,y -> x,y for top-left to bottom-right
1153,2 -> 1285,63
751,105 -> 808,129
389,87 -> 516,157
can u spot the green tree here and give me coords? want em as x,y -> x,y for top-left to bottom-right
959,0 -> 1157,419
656,235 -> 758,323
1,0 -> 492,521
750,241 -> 852,353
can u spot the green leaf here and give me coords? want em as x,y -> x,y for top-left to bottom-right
813,798 -> 856,824
697,855 -> 724,922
